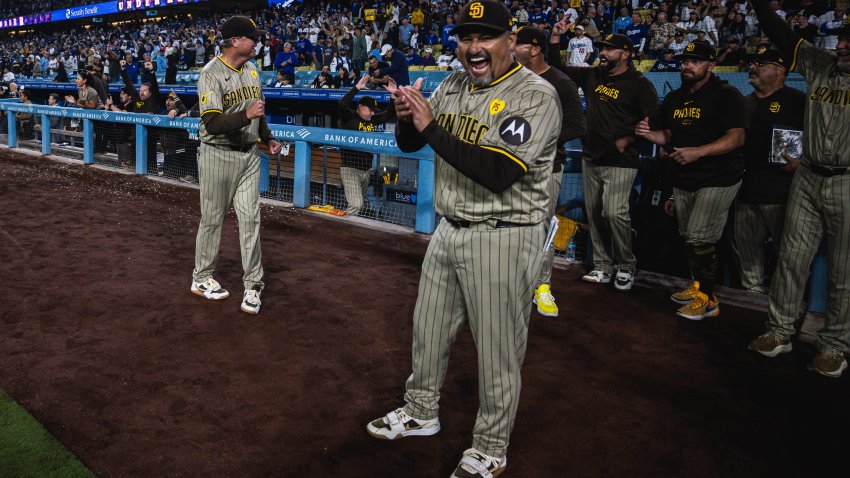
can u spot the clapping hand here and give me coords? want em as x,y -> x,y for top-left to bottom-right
395,77 -> 431,131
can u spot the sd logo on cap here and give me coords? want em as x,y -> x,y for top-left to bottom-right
453,0 -> 514,37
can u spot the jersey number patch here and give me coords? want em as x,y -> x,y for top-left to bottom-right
499,117 -> 531,145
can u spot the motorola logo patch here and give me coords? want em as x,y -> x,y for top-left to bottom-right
499,117 -> 531,145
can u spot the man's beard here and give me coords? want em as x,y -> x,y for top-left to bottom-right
681,70 -> 707,88
600,56 -> 621,72
470,75 -> 493,87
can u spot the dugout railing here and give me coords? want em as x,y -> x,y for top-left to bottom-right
0,100 -> 831,314
0,101 -> 437,234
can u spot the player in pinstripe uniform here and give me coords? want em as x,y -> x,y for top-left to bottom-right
747,1 -> 850,378
190,16 -> 282,315
365,2 -> 562,477
635,41 -> 746,321
513,26 -> 587,317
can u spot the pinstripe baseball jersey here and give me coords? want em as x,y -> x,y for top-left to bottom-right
198,56 -> 264,146
428,65 -> 562,224
788,40 -> 850,167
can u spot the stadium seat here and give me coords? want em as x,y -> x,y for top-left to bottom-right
409,65 -> 423,71
714,66 -> 742,73
423,66 -> 440,71
439,66 -> 449,71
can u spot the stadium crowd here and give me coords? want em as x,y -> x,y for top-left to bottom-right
0,0 -> 845,89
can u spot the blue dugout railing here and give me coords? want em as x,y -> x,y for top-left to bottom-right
0,99 -> 830,314
0,101 -> 437,234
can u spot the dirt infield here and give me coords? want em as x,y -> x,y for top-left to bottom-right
1,150 -> 848,478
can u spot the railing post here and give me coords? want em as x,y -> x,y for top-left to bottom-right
292,141 -> 311,207
7,111 -> 16,148
135,124 -> 147,175
83,119 -> 94,164
415,158 -> 435,234
41,114 -> 51,155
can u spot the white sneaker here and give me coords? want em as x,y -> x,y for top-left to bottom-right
581,270 -> 611,284
614,270 -> 634,291
241,286 -> 262,314
191,278 -> 230,300
450,448 -> 507,478
366,407 -> 441,440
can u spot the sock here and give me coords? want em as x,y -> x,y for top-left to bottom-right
692,243 -> 717,298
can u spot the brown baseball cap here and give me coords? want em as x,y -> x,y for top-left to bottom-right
221,16 -> 266,41
453,0 -> 514,37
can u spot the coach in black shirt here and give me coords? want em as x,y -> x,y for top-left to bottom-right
735,48 -> 805,293
636,41 -> 746,320
337,74 -> 396,215
515,26 -> 586,316
549,23 -> 660,292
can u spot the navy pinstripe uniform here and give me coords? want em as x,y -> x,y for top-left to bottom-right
747,1 -> 850,378
367,2 -> 562,475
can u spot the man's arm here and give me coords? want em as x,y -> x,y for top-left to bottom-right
120,65 -> 140,101
749,0 -> 803,60
668,128 -> 745,164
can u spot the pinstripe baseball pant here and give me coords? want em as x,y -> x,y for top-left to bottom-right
340,166 -> 371,215
402,218 -> 546,459
766,166 -> 850,354
537,170 -> 564,286
674,182 -> 741,296
674,183 -> 741,245
193,143 -> 264,291
582,161 -> 637,273
734,203 -> 786,293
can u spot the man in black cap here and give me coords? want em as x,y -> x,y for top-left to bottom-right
549,22 -> 660,292
336,73 -> 396,215
515,25 -> 587,317
635,41 -> 746,320
746,0 -> 850,378
366,1 -> 562,476
191,15 -> 282,315
734,47 -> 804,294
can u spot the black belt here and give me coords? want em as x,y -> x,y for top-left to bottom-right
807,163 -> 848,177
445,218 -> 525,229
205,142 -> 256,153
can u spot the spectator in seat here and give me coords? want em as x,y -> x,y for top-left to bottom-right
650,48 -> 682,71
15,89 -> 34,139
716,38 -> 748,70
64,72 -> 101,109
311,65 -> 335,88
275,42 -> 298,82
421,47 -> 437,67
405,46 -> 421,66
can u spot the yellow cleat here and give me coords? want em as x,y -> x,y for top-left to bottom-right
533,284 -> 559,317
670,281 -> 700,305
676,292 -> 719,320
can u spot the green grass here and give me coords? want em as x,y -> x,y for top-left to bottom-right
0,388 -> 96,478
